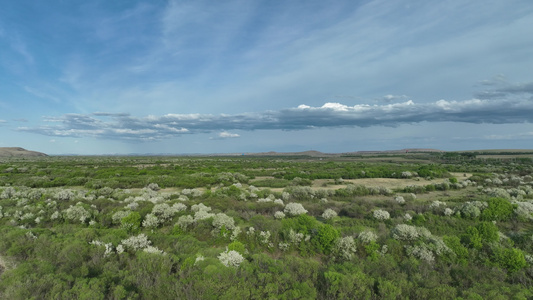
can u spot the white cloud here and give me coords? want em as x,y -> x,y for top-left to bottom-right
218,131 -> 240,138
16,86 -> 533,142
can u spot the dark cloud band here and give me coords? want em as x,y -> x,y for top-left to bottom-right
17,95 -> 533,141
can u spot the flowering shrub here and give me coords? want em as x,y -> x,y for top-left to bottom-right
176,215 -> 194,230
373,209 -> 390,221
112,211 -> 131,224
274,211 -> 285,219
212,213 -> 235,231
322,208 -> 337,220
284,203 -> 308,216
194,210 -> 215,221
121,233 -> 151,251
143,246 -> 165,255
146,183 -> 160,191
440,207 -> 453,216
191,203 -> 211,213
181,188 -> 203,197
358,231 -> 378,244
151,203 -> 186,222
63,204 -> 91,223
394,196 -> 405,204
406,245 -> 435,262
456,201 -> 487,219
429,201 -> 446,209
0,187 -> 16,199
142,214 -> 160,228
514,201 -> 533,220
218,250 -> 245,268
259,231 -> 272,247
332,236 -> 357,260
392,224 -> 420,241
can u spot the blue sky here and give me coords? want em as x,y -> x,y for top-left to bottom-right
1,0 -> 532,155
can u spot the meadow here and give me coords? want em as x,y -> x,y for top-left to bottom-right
0,152 -> 532,299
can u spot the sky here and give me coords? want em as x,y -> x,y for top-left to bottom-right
1,0 -> 533,155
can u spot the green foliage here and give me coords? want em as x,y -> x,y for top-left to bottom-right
492,247 -> 527,272
462,227 -> 483,249
120,211 -> 141,233
480,198 -> 515,221
475,222 -> 499,244
0,155 -> 532,298
313,224 -> 339,254
364,241 -> 381,261
443,235 -> 469,264
227,241 -> 246,254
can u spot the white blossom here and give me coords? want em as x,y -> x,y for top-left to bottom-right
212,213 -> 236,231
50,211 -> 60,220
322,208 -> 338,220
373,209 -> 390,221
112,211 -> 131,224
394,196 -> 405,204
121,234 -> 151,251
142,213 -> 160,228
63,205 -> 90,223
143,246 -> 165,255
333,236 -> 357,260
274,211 -> 286,219
392,224 -> 420,241
176,215 -> 194,230
288,229 -> 304,244
191,203 -> 211,213
218,250 -> 245,268
406,245 -> 434,262
284,203 -> 308,216
194,210 -> 215,221
195,255 -> 205,264
358,231 -> 378,244
259,231 -> 271,245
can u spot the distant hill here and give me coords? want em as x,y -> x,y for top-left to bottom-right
0,147 -> 48,157
248,150 -> 331,157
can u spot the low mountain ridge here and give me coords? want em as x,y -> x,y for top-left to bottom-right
0,147 -> 48,157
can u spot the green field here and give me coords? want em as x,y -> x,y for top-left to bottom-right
0,153 -> 532,299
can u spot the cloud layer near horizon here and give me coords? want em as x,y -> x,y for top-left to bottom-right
18,88 -> 533,141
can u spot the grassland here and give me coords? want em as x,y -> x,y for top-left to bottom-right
0,152 -> 532,299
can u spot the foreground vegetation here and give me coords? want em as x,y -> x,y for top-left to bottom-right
1,153 -> 532,299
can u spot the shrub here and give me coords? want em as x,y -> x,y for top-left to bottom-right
322,209 -> 337,220
284,203 -> 308,216
274,211 -> 286,219
212,213 -> 236,231
492,247 -> 527,272
218,250 -> 245,268
481,198 -> 515,221
121,234 -> 151,251
391,224 -> 420,241
394,196 -> 405,204
332,236 -> 357,261
373,209 -> 390,221
176,215 -> 194,230
121,212 -> 141,233
358,231 -> 378,244
314,224 -> 340,254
